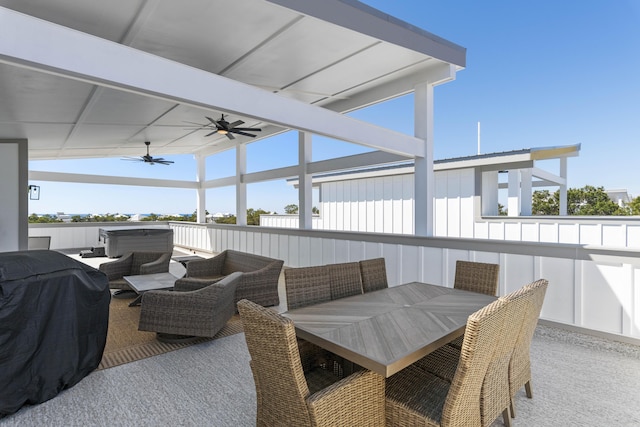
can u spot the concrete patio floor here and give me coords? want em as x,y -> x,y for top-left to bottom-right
2,250 -> 639,426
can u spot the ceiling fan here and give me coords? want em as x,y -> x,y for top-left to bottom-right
121,141 -> 174,165
187,114 -> 262,140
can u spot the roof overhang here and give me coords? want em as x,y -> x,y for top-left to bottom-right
0,0 -> 465,161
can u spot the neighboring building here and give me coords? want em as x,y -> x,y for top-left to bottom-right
263,144 -> 581,237
605,189 -> 632,207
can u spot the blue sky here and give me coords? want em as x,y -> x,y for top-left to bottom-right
29,0 -> 640,215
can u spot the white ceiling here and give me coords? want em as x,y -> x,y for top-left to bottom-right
0,0 -> 465,161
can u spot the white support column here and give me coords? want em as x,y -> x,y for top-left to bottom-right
236,144 -> 247,226
414,82 -> 434,236
507,170 -> 521,216
559,157 -> 568,215
195,154 -> 206,223
481,171 -> 499,216
298,132 -> 313,229
520,168 -> 532,216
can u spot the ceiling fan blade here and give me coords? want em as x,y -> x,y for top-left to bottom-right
228,120 -> 244,128
205,116 -> 218,125
232,127 -> 262,132
205,130 -> 218,137
121,157 -> 143,162
184,120 -> 206,126
230,130 -> 257,138
225,132 -> 235,140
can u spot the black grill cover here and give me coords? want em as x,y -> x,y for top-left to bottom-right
0,250 -> 110,417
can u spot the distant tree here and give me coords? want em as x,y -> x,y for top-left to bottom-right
498,203 -> 507,216
214,215 -> 236,224
285,204 -> 319,215
627,196 -> 640,215
182,210 -> 209,222
532,190 -> 559,215
28,213 -> 62,223
284,204 -> 298,214
247,208 -> 271,225
531,185 -> 627,216
568,185 -> 626,215
141,213 -> 160,221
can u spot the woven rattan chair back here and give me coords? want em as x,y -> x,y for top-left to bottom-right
504,278 -> 549,415
440,298 -> 509,426
480,287 -> 529,427
359,258 -> 388,293
454,260 -> 500,296
238,299 -> 313,427
284,266 -> 331,310
130,252 -> 171,275
325,262 -> 363,300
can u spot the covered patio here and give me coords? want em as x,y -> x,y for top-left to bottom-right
2,264 -> 639,425
2,0 -> 640,425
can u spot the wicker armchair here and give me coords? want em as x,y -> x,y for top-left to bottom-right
449,260 -> 500,349
359,258 -> 388,293
504,278 -> 548,417
138,272 -> 241,340
237,299 -> 385,427
385,297 -> 509,427
98,251 -> 171,294
175,250 -> 283,307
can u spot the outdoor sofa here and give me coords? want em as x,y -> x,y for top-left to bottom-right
174,249 -> 284,307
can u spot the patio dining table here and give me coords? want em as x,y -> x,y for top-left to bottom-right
282,281 -> 496,377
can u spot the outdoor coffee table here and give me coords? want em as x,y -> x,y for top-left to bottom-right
124,272 -> 179,307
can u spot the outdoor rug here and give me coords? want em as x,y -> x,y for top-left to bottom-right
97,295 -> 244,370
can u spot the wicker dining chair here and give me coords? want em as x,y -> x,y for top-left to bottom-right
326,262 -> 363,300
409,291 -> 522,427
284,265 -> 332,311
386,297 -> 509,427
237,299 -> 385,427
504,278 -> 549,418
284,265 -> 344,373
359,258 -> 388,293
449,260 -> 500,349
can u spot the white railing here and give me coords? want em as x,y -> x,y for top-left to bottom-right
168,221 -> 640,344
261,214 -> 640,249
28,220 -> 640,343
28,221 -> 169,250
475,216 -> 640,248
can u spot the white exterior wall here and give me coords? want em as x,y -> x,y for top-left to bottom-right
313,169 -> 475,237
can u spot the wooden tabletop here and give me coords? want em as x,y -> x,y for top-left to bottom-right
283,282 -> 496,377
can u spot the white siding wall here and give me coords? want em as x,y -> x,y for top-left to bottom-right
312,169 -> 474,237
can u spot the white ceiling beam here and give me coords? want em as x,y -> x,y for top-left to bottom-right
531,167 -> 567,186
0,8 -> 423,158
321,62 -> 457,114
29,171 -> 197,189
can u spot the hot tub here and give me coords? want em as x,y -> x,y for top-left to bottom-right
98,227 -> 173,258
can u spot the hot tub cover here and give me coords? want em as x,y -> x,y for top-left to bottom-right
0,250 -> 110,417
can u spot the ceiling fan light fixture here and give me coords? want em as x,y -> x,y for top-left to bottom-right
217,129 -> 228,135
